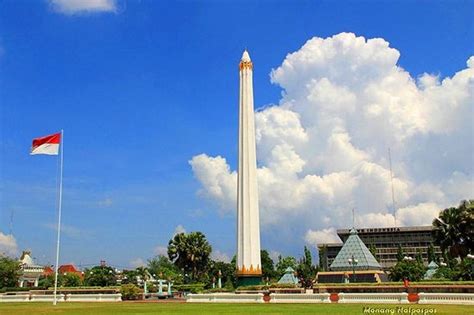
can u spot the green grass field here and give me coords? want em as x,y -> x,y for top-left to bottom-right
0,302 -> 471,315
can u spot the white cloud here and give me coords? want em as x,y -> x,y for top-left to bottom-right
190,32 -> 473,249
129,258 -> 145,268
153,245 -> 168,256
49,0 -> 117,15
268,250 -> 281,263
304,228 -> 341,246
211,250 -> 231,263
173,224 -> 186,236
0,231 -> 18,257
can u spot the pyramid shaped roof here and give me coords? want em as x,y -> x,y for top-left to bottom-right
329,228 -> 382,271
277,266 -> 299,285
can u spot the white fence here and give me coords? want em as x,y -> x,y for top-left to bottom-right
418,293 -> 474,305
0,294 -> 31,302
270,293 -> 330,303
65,293 -> 122,302
30,294 -> 65,302
338,292 -> 409,304
0,293 -> 121,302
186,293 -> 264,303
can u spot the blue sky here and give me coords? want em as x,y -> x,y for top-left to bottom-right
1,0 -> 473,269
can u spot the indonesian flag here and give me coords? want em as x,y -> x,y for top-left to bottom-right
31,133 -> 61,155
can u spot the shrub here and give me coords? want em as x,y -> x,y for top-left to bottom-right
120,284 -> 142,300
174,283 -> 205,293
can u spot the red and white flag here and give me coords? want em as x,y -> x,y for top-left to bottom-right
31,133 -> 61,155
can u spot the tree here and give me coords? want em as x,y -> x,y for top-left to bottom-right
147,255 -> 182,283
415,249 -> 423,265
63,273 -> 82,287
84,265 -> 116,286
433,200 -> 474,259
296,246 -> 317,288
427,243 -> 436,263
396,244 -> 404,262
389,260 -> 426,282
318,246 -> 327,271
260,250 -> 277,280
208,259 -> 235,288
276,255 -> 297,277
167,231 -> 212,282
0,255 -> 21,288
369,244 -> 378,262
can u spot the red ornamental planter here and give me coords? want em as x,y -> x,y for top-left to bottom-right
330,293 -> 339,303
408,293 -> 419,303
263,293 -> 271,303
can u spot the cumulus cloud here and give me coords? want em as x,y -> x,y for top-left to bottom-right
49,0 -> 117,15
211,250 -> 231,263
0,231 -> 18,256
305,228 -> 340,246
129,258 -> 145,268
153,245 -> 167,256
190,33 -> 473,250
173,224 -> 186,236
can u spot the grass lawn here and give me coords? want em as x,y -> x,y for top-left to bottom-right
0,302 -> 471,314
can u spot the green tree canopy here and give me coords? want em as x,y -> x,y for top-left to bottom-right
433,200 -> 474,259
147,255 -> 182,283
84,265 -> 116,287
260,250 -> 277,280
167,231 -> 212,282
276,255 -> 297,277
0,255 -> 21,288
433,200 -> 474,258
389,260 -> 426,282
296,246 -> 318,288
63,273 -> 82,287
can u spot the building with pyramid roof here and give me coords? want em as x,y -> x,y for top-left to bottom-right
277,267 -> 299,285
316,228 -> 387,283
329,228 -> 382,271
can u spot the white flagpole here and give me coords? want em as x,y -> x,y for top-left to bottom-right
53,130 -> 64,306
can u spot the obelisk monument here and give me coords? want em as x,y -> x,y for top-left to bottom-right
236,50 -> 262,286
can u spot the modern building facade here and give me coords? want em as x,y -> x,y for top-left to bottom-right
318,226 -> 441,270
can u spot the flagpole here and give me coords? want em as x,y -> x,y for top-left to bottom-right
53,129 -> 64,306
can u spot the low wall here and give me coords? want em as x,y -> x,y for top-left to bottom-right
30,294 -> 65,302
418,293 -> 474,305
269,293 -> 330,303
338,292 -> 409,304
0,294 -> 31,302
66,293 -> 122,302
0,293 -> 121,302
186,293 -> 264,303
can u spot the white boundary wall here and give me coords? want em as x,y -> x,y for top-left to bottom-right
66,294 -> 122,302
270,293 -> 330,303
0,293 -> 121,302
186,293 -> 264,303
30,294 -> 65,302
0,294 -> 31,302
418,293 -> 474,305
338,292 -> 409,304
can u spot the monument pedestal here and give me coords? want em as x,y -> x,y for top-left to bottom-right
237,275 -> 262,287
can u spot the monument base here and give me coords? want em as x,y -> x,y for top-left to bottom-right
237,275 -> 262,287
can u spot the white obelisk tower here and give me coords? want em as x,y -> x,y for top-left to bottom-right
236,50 -> 262,285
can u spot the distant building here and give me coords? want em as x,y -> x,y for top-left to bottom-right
58,264 -> 82,278
316,228 -> 386,283
277,267 -> 299,285
18,251 -> 44,287
318,226 -> 441,270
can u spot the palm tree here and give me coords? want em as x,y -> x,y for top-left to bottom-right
168,231 -> 212,282
433,200 -> 474,259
